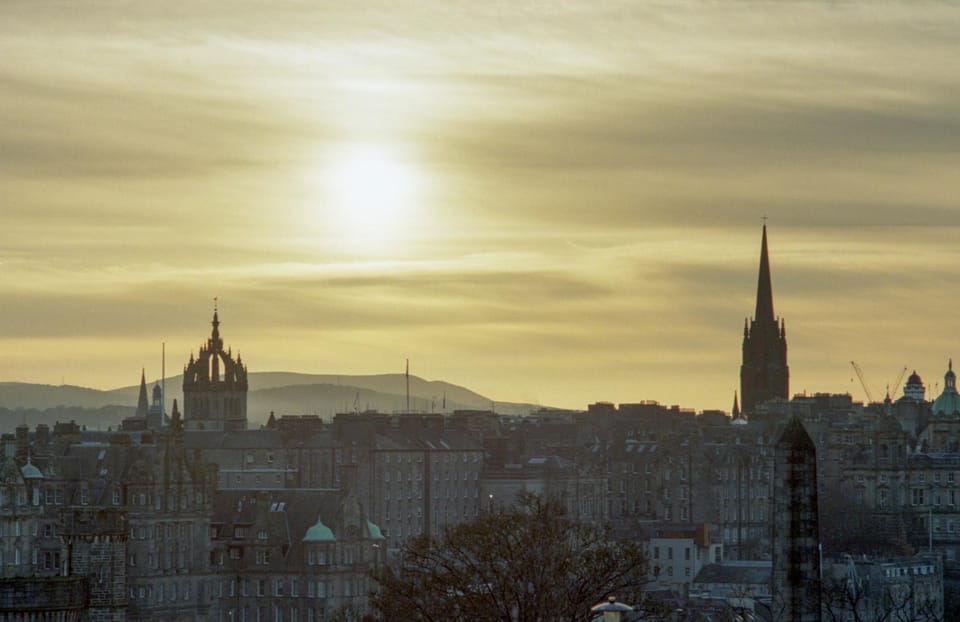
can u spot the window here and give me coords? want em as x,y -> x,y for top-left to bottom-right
112,489 -> 121,506
912,488 -> 925,506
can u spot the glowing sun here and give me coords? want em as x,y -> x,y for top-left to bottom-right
322,144 -> 421,250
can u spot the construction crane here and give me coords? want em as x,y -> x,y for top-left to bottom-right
850,362 -> 909,403
851,361 -> 874,403
889,366 -> 908,400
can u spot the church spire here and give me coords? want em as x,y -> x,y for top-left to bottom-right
740,223 -> 789,418
754,224 -> 775,323
135,368 -> 149,418
732,391 -> 741,418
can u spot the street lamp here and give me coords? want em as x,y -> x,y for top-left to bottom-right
590,595 -> 633,622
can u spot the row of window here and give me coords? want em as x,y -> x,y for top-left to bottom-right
128,550 -> 191,570
223,605 -> 341,622
129,521 -> 194,541
130,580 -> 192,602
855,471 -> 960,484
217,577 -> 363,599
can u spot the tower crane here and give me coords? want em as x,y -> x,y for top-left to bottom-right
851,361 -> 874,403
850,362 -> 909,403
889,366 -> 908,400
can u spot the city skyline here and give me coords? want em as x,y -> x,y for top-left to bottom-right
2,2 -> 959,411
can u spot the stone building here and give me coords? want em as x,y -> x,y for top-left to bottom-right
334,412 -> 485,550
209,483 -> 384,621
638,522 -> 722,597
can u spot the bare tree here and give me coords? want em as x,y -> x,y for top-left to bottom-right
369,493 -> 648,622
821,572 -> 942,622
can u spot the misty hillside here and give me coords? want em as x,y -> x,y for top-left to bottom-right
0,373 -> 543,432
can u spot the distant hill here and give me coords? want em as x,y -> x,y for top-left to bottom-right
0,373 -> 543,432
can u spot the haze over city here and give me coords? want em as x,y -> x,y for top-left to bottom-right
2,1 -> 959,411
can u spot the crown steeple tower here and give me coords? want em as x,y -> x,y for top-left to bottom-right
182,306 -> 248,431
740,224 -> 789,416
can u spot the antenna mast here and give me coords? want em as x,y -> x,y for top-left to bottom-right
162,342 -> 166,423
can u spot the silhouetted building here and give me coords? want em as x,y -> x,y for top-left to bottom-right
183,309 -> 248,431
741,225 -> 789,416
771,415 -> 821,622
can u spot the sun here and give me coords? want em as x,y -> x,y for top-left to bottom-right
321,144 -> 421,251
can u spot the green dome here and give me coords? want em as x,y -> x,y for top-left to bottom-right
933,391 -> 960,416
20,461 -> 43,480
365,520 -> 384,540
303,517 -> 335,542
933,360 -> 960,416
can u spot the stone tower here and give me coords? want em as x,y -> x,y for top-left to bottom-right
183,309 -> 248,431
740,224 -> 789,416
771,415 -> 821,622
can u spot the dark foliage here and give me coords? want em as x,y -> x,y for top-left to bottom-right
369,493 -> 648,622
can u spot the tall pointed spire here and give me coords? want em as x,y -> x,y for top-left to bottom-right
732,391 -> 741,418
740,223 -> 789,417
135,368 -> 149,418
754,224 -> 775,323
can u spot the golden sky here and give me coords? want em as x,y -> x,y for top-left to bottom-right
2,1 -> 959,411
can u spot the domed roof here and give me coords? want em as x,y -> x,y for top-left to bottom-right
934,360 -> 960,415
933,391 -> 960,416
907,370 -> 923,386
20,459 -> 43,480
365,520 -> 385,540
303,516 -> 335,542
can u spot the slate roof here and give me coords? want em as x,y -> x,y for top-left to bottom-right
693,561 -> 771,586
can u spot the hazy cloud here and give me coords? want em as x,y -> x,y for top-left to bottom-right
3,1 -> 960,408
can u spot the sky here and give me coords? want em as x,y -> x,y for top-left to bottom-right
2,1 -> 959,411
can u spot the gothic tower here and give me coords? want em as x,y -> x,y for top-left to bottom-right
740,225 -> 788,416
771,415 -> 821,622
183,309 -> 248,431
